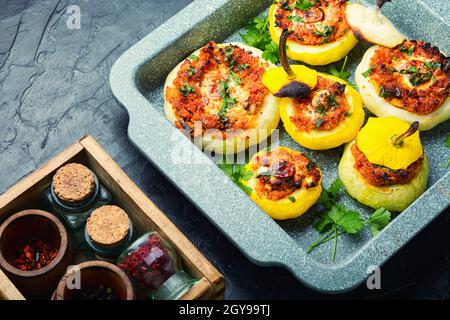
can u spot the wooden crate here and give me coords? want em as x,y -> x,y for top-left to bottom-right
0,135 -> 224,300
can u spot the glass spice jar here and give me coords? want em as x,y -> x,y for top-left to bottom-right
84,205 -> 134,261
43,163 -> 112,231
117,232 -> 196,300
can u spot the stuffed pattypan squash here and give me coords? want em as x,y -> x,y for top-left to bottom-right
242,147 -> 322,220
339,117 -> 429,212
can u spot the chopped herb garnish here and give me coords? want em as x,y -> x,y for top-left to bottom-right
344,111 -> 353,117
288,196 -> 296,203
224,46 -> 234,58
362,64 -> 375,78
315,118 -> 324,128
315,105 -> 326,116
380,86 -> 391,98
400,44 -> 415,56
308,179 -> 392,261
296,0 -> 317,11
424,61 -> 440,70
186,66 -> 197,78
236,63 -> 250,72
327,94 -> 339,107
179,82 -> 196,96
401,65 -> 433,86
188,54 -> 198,61
218,80 -> 237,123
229,70 -> 241,85
287,15 -> 305,23
314,25 -> 335,44
408,65 -> 417,73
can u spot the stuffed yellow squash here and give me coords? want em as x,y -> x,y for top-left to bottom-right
164,41 -> 280,154
243,147 -> 322,220
269,0 -> 358,65
356,40 -> 450,131
339,117 -> 429,212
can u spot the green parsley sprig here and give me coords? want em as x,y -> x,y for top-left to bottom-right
308,179 -> 392,261
240,15 -> 280,64
328,56 -> 357,88
218,163 -> 253,195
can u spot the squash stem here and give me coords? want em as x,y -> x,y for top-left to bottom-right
279,30 -> 296,80
392,121 -> 419,147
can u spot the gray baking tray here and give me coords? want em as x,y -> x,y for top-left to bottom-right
110,0 -> 450,293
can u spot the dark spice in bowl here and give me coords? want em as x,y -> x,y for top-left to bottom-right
74,284 -> 120,300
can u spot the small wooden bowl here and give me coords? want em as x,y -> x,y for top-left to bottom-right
0,209 -> 70,299
55,261 -> 134,300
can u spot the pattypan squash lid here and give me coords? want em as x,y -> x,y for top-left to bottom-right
262,65 -> 317,95
356,117 -> 423,170
262,30 -> 317,99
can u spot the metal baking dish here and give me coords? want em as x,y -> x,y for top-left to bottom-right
110,0 -> 450,293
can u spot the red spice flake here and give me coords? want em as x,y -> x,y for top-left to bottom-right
12,239 -> 58,271
118,234 -> 175,293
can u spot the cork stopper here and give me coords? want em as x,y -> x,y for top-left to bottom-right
53,163 -> 95,203
86,206 -> 130,248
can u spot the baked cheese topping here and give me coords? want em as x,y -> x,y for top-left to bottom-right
165,42 -> 269,135
366,40 -> 450,115
351,143 -> 423,187
290,76 -> 350,131
274,0 -> 350,46
250,148 -> 321,201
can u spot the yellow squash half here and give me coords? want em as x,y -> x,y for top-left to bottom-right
280,73 -> 364,150
242,147 -> 322,220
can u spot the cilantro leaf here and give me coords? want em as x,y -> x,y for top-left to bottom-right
188,54 -> 198,61
229,70 -> 241,85
240,15 -> 280,64
309,179 -> 391,261
328,56 -> 357,88
218,163 -> 253,195
297,0 -> 316,11
329,206 -> 364,234
328,179 -> 343,197
179,82 -> 196,96
314,213 -> 333,233
262,41 -> 280,64
367,208 -> 392,236
317,178 -> 342,209
362,64 -> 375,78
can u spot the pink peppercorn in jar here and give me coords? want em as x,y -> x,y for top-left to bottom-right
116,231 -> 196,300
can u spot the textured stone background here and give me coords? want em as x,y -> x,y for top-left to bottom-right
0,0 -> 449,299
